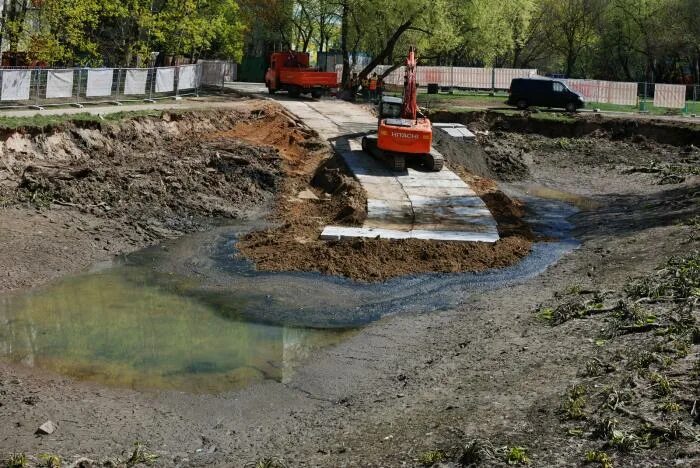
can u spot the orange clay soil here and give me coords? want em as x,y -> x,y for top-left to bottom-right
233,104 -> 533,282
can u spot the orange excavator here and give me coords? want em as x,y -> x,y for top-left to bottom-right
361,47 -> 444,172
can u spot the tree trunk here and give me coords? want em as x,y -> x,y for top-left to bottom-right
357,18 -> 414,81
340,0 -> 350,87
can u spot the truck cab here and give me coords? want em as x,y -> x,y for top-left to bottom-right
265,51 -> 338,99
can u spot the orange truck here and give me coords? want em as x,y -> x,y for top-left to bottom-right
265,51 -> 338,99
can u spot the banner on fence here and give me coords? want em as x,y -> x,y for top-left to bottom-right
124,69 -> 148,95
46,70 -> 74,99
178,65 -> 197,90
86,69 -> 114,97
155,68 -> 175,93
1,70 -> 31,101
654,84 -> 685,109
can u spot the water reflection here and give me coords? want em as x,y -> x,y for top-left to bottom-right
0,269 -> 353,394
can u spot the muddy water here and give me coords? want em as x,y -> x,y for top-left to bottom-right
0,194 -> 580,394
0,267 -> 354,394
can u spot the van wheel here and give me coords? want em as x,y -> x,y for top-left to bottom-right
565,102 -> 577,113
516,99 -> 528,109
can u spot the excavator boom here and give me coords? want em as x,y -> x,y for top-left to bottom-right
401,46 -> 418,121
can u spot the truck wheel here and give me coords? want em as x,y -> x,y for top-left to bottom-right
565,102 -> 577,113
288,87 -> 301,98
311,89 -> 323,99
516,99 -> 528,109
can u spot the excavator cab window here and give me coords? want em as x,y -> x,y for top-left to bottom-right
379,97 -> 403,120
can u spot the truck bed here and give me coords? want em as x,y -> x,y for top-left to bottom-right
279,69 -> 338,88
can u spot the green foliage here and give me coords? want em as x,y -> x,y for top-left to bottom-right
124,442 -> 158,467
22,0 -> 245,66
563,384 -> 587,419
648,372 -> 674,396
504,446 -> 530,465
39,453 -> 62,468
244,458 -> 288,468
585,450 -> 613,468
5,453 -> 28,468
417,449 -> 447,466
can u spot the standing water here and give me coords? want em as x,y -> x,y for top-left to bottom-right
0,193 -> 581,394
0,264 -> 354,394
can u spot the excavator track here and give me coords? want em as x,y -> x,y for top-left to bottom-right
424,149 -> 444,172
362,135 -> 442,172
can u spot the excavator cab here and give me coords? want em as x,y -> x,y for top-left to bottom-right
378,96 -> 403,122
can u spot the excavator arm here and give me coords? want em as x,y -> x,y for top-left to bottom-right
401,46 -> 418,121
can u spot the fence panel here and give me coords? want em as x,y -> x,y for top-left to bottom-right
494,68 -> 537,90
124,69 -> 148,95
85,69 -> 114,97
606,81 -> 637,105
1,70 -> 31,101
178,65 -> 197,91
654,84 -> 686,108
46,70 -> 74,99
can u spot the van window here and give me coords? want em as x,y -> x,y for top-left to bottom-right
553,82 -> 565,92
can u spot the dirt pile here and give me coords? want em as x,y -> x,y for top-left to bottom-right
432,128 -> 530,182
1,109 -> 287,238
237,139 -> 533,281
0,104 -> 299,292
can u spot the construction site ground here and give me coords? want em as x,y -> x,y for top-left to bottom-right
0,94 -> 698,467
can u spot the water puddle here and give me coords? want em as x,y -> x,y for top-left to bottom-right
507,183 -> 600,211
0,267 -> 354,394
0,194 -> 580,394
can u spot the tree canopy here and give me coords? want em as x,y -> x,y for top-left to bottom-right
241,0 -> 700,84
0,0 -> 697,84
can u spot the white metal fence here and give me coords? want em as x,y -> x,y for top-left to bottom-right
334,64 -> 538,90
0,60 -> 235,110
332,64 -> 698,111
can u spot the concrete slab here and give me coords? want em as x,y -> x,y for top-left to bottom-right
320,226 -> 500,243
433,122 -> 476,139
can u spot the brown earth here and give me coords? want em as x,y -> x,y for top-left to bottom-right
235,121 -> 533,282
0,104 -> 286,293
0,102 -> 699,468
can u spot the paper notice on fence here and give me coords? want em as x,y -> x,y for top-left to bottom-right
124,69 -> 148,95
654,84 -> 685,109
46,70 -> 74,99
86,69 -> 114,97
155,68 -> 174,93
178,65 -> 197,90
1,70 -> 31,101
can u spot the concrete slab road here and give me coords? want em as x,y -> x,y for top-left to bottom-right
226,82 -> 499,243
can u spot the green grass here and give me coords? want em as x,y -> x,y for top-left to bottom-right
396,88 -> 700,117
588,99 -> 700,116
0,109 -> 168,130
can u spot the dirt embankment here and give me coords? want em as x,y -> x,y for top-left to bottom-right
0,105 -> 289,292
